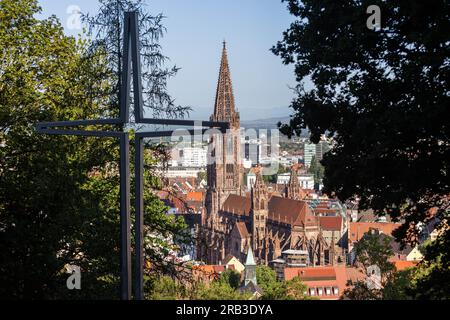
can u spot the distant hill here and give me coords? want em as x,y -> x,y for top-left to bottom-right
241,116 -> 290,130
241,116 -> 310,138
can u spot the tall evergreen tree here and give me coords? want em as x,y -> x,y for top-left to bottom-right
82,0 -> 190,119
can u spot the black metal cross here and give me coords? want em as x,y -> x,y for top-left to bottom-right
37,11 -> 228,300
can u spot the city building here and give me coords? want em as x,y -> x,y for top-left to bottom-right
284,266 -> 349,300
277,172 -> 315,190
304,143 -> 316,167
180,147 -> 208,167
315,140 -> 330,161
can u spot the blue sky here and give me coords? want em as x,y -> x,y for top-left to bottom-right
37,0 -> 301,121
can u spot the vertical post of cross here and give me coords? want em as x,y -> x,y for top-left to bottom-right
119,134 -> 131,300
119,12 -> 133,300
135,135 -> 144,300
130,10 -> 145,300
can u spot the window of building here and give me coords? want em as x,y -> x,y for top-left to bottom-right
309,288 -> 316,296
325,287 -> 331,295
333,287 -> 339,295
317,287 -> 323,296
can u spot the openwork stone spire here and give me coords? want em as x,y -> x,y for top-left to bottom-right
211,41 -> 239,128
252,166 -> 268,205
286,163 -> 302,200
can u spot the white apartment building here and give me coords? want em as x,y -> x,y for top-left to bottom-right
181,147 -> 207,167
304,143 -> 317,168
277,173 -> 315,190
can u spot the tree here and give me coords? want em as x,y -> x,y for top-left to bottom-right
219,269 -> 241,290
0,0 -> 189,299
273,0 -> 449,298
382,269 -> 415,300
256,266 -> 310,300
256,265 -> 284,299
145,275 -> 186,300
343,233 -> 396,299
194,281 -> 251,300
406,227 -> 450,299
82,0 -> 193,292
0,0 -> 116,298
308,156 -> 324,186
82,0 -> 190,119
285,276 -> 310,300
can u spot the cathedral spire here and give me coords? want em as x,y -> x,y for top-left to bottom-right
212,42 -> 239,127
286,163 -> 302,200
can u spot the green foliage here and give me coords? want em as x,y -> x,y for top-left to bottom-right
256,266 -> 310,300
197,171 -> 207,182
145,275 -> 186,300
344,233 -> 397,300
382,269 -> 415,300
354,233 -> 395,283
308,156 -> 324,186
274,0 -> 449,299
145,275 -> 251,300
195,281 -> 251,300
262,166 -> 288,184
219,269 -> 241,290
0,0 -> 189,299
0,0 -> 114,299
407,228 -> 450,300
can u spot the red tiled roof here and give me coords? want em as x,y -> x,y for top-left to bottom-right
349,222 -> 401,243
345,267 -> 366,283
319,216 -> 342,231
314,208 -> 340,215
284,266 -> 349,300
235,222 -> 250,238
222,194 -> 251,216
186,191 -> 204,202
221,195 -> 318,228
285,267 -> 336,281
268,196 -> 317,226
394,261 -> 419,271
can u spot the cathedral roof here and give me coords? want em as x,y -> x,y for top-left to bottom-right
221,194 -> 318,228
222,194 -> 251,216
319,216 -> 342,231
268,196 -> 317,226
235,221 -> 250,238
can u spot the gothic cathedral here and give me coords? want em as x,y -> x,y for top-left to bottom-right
198,43 -> 335,267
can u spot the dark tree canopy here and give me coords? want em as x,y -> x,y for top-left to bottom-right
273,0 -> 449,242
273,0 -> 449,299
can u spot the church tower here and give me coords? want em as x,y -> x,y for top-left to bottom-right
285,164 -> 302,200
251,166 -> 268,260
206,42 -> 243,218
244,247 -> 257,286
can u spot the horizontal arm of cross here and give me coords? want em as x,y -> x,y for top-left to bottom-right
36,118 -> 229,137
